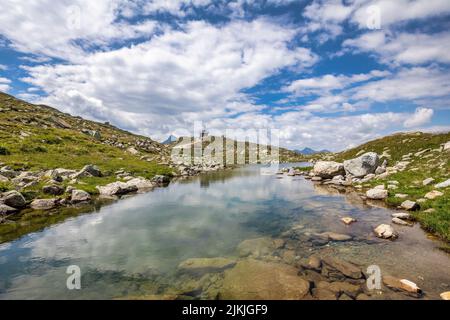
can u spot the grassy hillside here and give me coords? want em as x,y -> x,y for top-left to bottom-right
0,92 -> 173,190
331,132 -> 450,242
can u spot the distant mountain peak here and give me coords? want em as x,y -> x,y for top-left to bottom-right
162,135 -> 178,144
294,147 -> 330,155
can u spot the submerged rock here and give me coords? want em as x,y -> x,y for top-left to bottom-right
341,217 -> 357,225
237,237 -> 277,258
316,232 -> 352,242
219,259 -> 310,300
321,257 -> 363,279
178,257 -> 236,275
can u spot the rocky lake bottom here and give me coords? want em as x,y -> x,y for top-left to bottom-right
0,163 -> 449,300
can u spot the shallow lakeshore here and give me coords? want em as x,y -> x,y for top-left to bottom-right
0,164 -> 449,300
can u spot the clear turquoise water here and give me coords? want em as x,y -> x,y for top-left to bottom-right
0,164 -> 449,299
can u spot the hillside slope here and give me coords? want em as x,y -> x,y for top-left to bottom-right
0,92 -> 173,173
328,131 -> 450,242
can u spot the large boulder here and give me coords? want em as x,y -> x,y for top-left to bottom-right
344,152 -> 380,178
219,259 -> 310,300
0,190 -> 26,208
312,161 -> 345,178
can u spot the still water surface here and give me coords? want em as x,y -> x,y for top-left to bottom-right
0,164 -> 449,299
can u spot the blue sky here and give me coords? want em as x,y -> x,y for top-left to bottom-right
0,0 -> 449,151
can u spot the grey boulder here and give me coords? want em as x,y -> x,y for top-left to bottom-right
344,152 -> 380,178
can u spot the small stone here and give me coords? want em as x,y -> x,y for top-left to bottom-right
422,178 -> 435,186
441,292 -> 450,300
307,256 -> 322,271
30,199 -> 58,210
399,279 -> 422,294
391,212 -> 411,220
424,190 -> 443,200
0,204 -> 18,215
42,185 -> 65,196
127,147 -> 139,155
341,217 -> 357,225
383,276 -> 422,295
366,188 -> 388,200
401,200 -> 420,211
392,217 -> 412,226
423,208 -> 435,214
435,179 -> 450,189
71,189 -> 91,203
